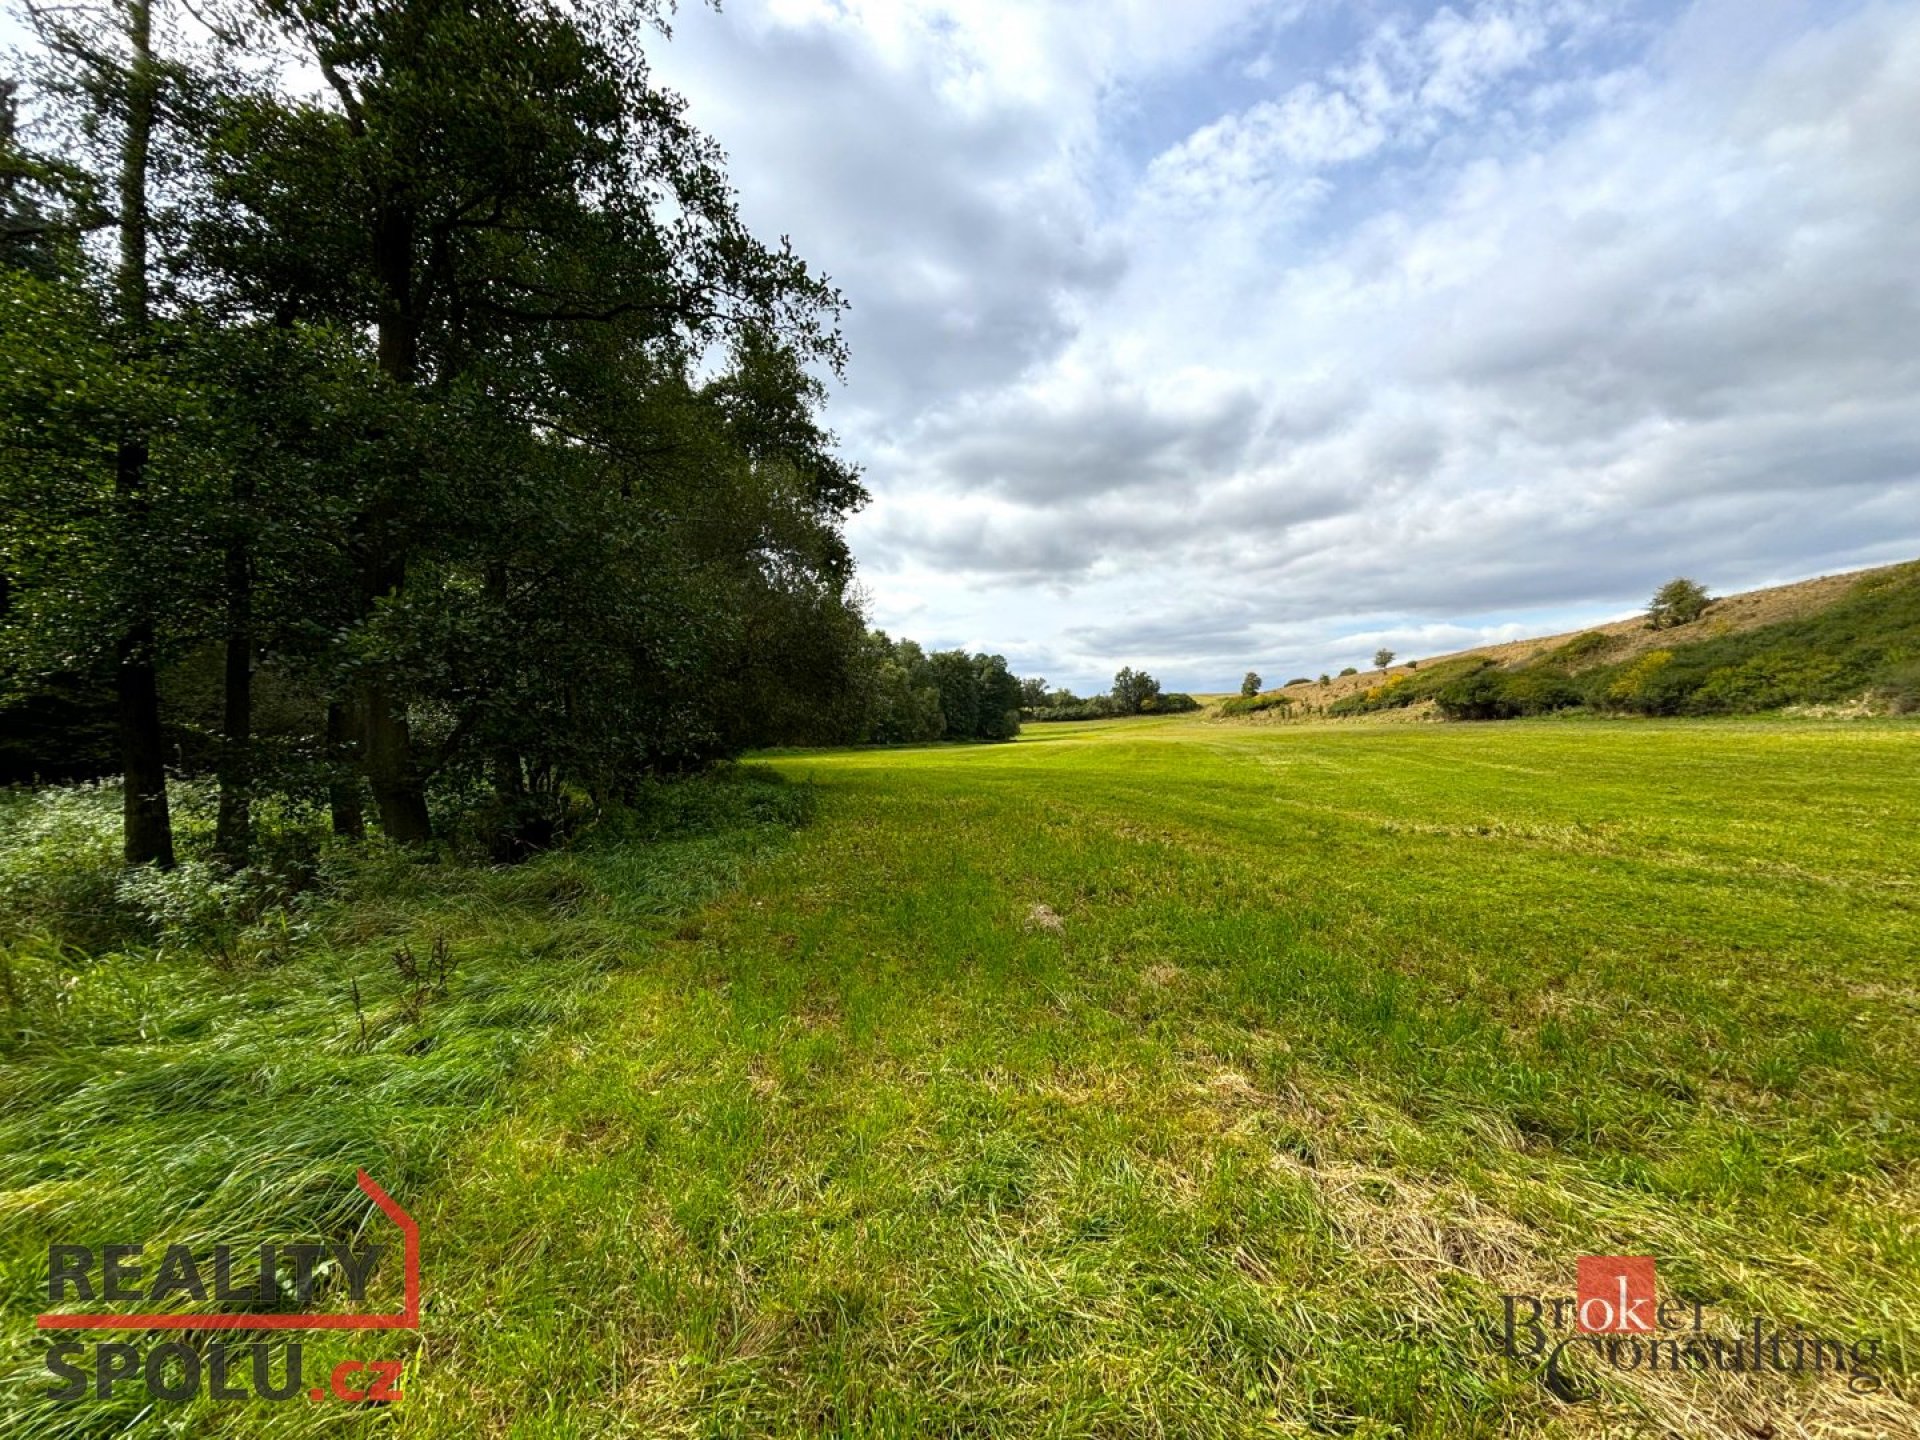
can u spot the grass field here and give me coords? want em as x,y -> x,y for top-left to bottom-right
8,715 -> 1919,1437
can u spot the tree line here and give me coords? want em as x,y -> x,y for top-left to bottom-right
1,1 -> 869,864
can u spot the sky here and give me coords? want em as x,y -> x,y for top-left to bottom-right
7,1 -> 1916,693
643,0 -> 1920,692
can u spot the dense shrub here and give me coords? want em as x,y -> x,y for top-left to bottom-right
1217,692 -> 1294,717
1434,669 -> 1520,721
1327,656 -> 1493,717
1878,659 -> 1920,715
1027,698 -> 1117,723
1543,630 -> 1616,666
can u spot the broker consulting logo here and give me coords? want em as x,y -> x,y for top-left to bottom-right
37,1170 -> 417,1406
1499,1255 -> 1885,1398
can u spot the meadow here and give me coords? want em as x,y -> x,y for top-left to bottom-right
5,714 -> 1918,1437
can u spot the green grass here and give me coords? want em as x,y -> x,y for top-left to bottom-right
0,770 -> 814,1438
6,717 -> 1919,1436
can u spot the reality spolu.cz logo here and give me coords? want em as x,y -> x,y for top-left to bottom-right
1499,1255 -> 1886,1398
36,1170 -> 417,1406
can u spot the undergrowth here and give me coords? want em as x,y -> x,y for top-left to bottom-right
0,767 -> 811,1438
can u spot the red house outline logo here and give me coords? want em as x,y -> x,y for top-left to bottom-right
35,1171 -> 419,1333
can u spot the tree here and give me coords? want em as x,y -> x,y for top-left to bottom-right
1018,675 -> 1050,710
1240,671 -> 1261,698
1111,666 -> 1160,714
974,654 -> 1022,740
1374,649 -> 1395,671
3,0 -> 867,861
11,0 -> 181,866
1647,577 -> 1710,630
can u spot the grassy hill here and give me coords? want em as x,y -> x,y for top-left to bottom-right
1223,559 -> 1920,723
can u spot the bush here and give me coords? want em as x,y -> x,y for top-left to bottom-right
1327,656 -> 1494,717
1544,630 -> 1615,666
1338,667 -> 1358,677
1218,693 -> 1293,717
1433,667 -> 1581,721
1285,677 -> 1312,687
1647,577 -> 1711,630
1027,698 -> 1117,723
1877,660 -> 1920,715
1434,670 -> 1519,721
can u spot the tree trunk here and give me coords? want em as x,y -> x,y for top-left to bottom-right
353,198 -> 433,844
326,701 -> 365,839
113,0 -> 172,868
214,495 -> 252,866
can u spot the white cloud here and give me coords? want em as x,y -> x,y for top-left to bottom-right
656,0 -> 1920,690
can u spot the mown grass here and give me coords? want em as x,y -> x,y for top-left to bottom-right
7,717 -> 1918,1437
359,715 -> 1917,1438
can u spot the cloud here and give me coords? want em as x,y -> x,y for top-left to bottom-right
657,0 -> 1920,691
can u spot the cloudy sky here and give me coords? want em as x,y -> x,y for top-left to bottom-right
643,0 -> 1920,692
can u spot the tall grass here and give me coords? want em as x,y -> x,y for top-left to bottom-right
0,769 -> 812,1438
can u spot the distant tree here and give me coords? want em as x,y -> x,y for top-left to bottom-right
1018,675 -> 1050,709
1240,671 -> 1261,698
1374,649 -> 1396,671
1111,666 -> 1161,714
1318,674 -> 1330,685
1647,577 -> 1711,630
929,649 -> 982,739
975,654 -> 1023,740
1339,667 -> 1358,677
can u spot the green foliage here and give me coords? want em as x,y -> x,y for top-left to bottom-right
1,0 -> 866,860
1334,565 -> 1920,724
1338,666 -> 1358,677
1111,666 -> 1161,714
1327,656 -> 1494,717
1581,564 -> 1920,715
1542,630 -> 1617,666
1240,671 -> 1261,698
1434,667 -> 1582,721
1647,576 -> 1711,629
838,634 -> 1020,743
1373,648 -> 1395,669
1217,692 -> 1294,717
1879,659 -> 1920,715
1026,696 -> 1117,722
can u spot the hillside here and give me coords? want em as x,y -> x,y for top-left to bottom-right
1224,559 -> 1920,721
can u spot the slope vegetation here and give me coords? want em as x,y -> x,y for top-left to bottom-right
1225,560 -> 1920,722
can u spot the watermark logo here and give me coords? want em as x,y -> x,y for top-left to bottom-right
36,1170 -> 417,1405
1576,1255 -> 1656,1334
1501,1256 -> 1884,1399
